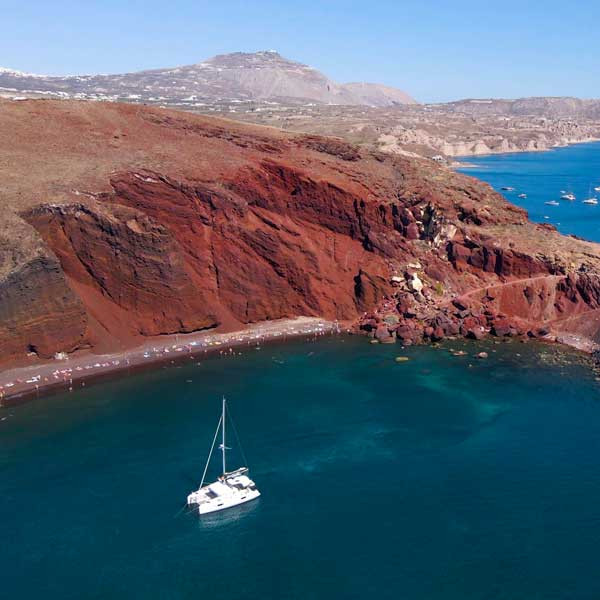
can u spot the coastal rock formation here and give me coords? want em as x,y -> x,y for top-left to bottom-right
443,97 -> 600,119
222,102 -> 600,160
2,98 -> 600,365
361,231 -> 600,351
0,212 -> 88,359
24,201 -> 219,338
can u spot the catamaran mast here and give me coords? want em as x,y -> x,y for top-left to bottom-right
221,396 -> 226,475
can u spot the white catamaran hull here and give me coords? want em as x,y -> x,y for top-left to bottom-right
189,487 -> 261,514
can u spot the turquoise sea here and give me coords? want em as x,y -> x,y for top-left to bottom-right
459,141 -> 600,242
2,336 -> 600,599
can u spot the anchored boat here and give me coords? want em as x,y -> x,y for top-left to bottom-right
187,397 -> 260,514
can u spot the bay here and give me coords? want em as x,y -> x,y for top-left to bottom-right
459,141 -> 600,242
2,336 -> 600,599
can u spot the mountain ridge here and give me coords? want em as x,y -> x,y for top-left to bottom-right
0,50 -> 416,107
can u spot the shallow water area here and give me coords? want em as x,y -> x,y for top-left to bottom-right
1,336 -> 600,599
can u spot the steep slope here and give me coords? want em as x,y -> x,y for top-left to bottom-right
0,51 -> 416,107
2,98 -> 600,366
0,212 -> 87,359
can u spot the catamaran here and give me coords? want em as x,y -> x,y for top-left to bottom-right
187,397 -> 260,515
583,185 -> 598,204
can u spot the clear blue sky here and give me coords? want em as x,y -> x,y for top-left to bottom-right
2,0 -> 598,103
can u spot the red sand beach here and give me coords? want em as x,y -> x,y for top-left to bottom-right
0,317 -> 341,406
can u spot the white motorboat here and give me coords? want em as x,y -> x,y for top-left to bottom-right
594,186 -> 600,192
518,193 -> 527,198
561,193 -> 576,201
545,200 -> 560,206
583,198 -> 598,205
501,186 -> 515,191
187,397 -> 260,515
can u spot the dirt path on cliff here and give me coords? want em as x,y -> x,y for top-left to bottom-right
438,273 -> 599,351
456,274 -> 564,301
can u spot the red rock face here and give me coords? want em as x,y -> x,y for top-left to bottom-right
363,251 -> 600,350
3,99 -> 600,363
0,254 -> 88,359
21,168 -> 393,350
24,202 -> 219,341
106,170 -> 392,325
0,215 -> 87,359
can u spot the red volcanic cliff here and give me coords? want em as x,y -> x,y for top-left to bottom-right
2,99 -> 600,364
0,213 -> 87,359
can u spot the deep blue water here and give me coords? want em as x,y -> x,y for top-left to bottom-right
2,336 -> 600,599
459,141 -> 600,242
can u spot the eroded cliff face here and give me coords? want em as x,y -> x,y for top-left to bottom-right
23,168 -> 393,346
24,201 -> 219,340
2,99 -> 600,364
0,213 -> 87,359
360,223 -> 600,350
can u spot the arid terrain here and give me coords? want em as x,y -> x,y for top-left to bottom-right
210,100 -> 600,160
3,98 -> 600,383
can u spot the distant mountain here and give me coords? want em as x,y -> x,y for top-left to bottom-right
438,97 -> 600,119
0,51 -> 417,107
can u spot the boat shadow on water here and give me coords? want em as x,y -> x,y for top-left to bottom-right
191,497 -> 261,530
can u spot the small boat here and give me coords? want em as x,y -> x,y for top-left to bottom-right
583,198 -> 598,205
561,193 -> 576,201
501,186 -> 515,191
545,200 -> 560,206
594,186 -> 600,192
518,193 -> 527,198
187,397 -> 260,515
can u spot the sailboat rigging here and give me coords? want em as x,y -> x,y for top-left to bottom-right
187,397 -> 260,514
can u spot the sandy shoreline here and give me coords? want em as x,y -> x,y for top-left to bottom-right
0,317 -> 341,407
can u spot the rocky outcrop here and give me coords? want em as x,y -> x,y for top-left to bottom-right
24,201 -> 219,339
360,249 -> 600,351
0,213 -> 88,359
379,121 -> 600,158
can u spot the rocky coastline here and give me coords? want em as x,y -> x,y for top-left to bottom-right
3,99 -> 600,397
222,101 -> 600,162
